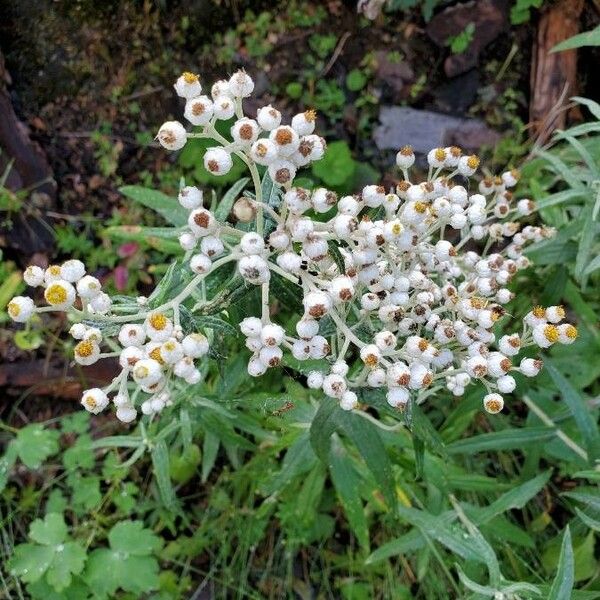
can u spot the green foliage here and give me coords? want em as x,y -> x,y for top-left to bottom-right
9,513 -> 86,592
552,26 -> 600,52
446,22 -> 475,54
510,0 -> 544,25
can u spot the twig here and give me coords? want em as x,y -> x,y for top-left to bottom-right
321,32 -> 351,77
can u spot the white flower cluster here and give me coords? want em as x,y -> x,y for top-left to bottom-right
8,69 -> 578,423
8,260 -> 210,423
158,71 -> 325,185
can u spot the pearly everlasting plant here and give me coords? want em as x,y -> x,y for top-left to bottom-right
8,69 -> 578,423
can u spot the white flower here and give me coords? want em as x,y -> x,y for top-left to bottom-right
269,229 -> 290,250
483,393 -> 504,414
81,388 -> 109,414
309,336 -> 330,359
179,232 -> 197,251
520,357 -> 543,377
190,253 -> 212,274
119,346 -> 143,370
238,255 -> 270,284
296,318 -> 319,339
248,356 -> 267,377
174,356 -> 196,378
228,70 -> 254,97
184,96 -> 214,126
387,387 -> 409,408
457,155 -> 480,177
285,188 -> 311,214
211,80 -> 231,99
160,338 -> 184,364
517,199 -> 535,216
291,110 -> 317,136
268,159 -> 296,186
231,117 -> 260,145
532,324 -> 558,348
240,317 -> 263,337
250,139 -> 278,165
312,188 -> 337,213
362,185 -> 386,208
292,339 -> 311,360
360,344 -> 381,367
133,358 -> 163,386
144,313 -> 174,342
240,232 -> 265,255
340,390 -> 358,411
213,95 -> 235,120
303,291 -> 331,319
188,208 -> 216,237
261,323 -> 285,347
23,265 -> 44,287
69,323 -> 87,339
307,371 -> 324,389
76,275 -> 102,299
174,72 -> 202,99
396,145 -> 415,169
89,292 -> 112,314
497,375 -> 516,393
269,126 -> 300,156
367,368 -> 386,387
44,280 -> 76,309
118,324 -> 146,347
204,147 -> 233,176
257,105 -> 282,130
157,121 -> 187,151
179,186 -> 203,210
116,404 -> 137,423
427,147 -> 447,168
259,345 -> 283,367
329,276 -> 354,303
200,236 -> 224,258
322,374 -> 346,398
545,305 -> 565,324
7,296 -> 35,323
60,260 -> 85,282
73,339 -> 100,365
557,324 -> 578,344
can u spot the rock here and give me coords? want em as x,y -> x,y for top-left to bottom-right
374,51 -> 414,98
373,106 -> 500,154
426,0 -> 509,77
433,69 -> 480,115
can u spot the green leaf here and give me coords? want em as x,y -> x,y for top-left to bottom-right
329,437 -> 370,551
310,398 -> 340,461
109,520 -> 161,555
337,411 -> 396,510
346,69 -> 368,91
12,424 -> 60,469
9,514 -> 86,592
548,527 -> 574,599
476,471 -> 551,523
83,521 -> 161,596
311,141 -> 356,188
446,427 -> 556,454
546,361 -> 600,460
215,177 -> 250,221
575,507 -> 600,532
30,513 -> 67,545
62,435 -> 95,471
151,440 -> 177,509
552,27 -> 600,52
119,185 -> 188,227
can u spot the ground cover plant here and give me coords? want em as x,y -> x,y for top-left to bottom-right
1,2 -> 600,599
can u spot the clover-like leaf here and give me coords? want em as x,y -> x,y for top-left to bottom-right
83,520 -> 161,597
9,513 -> 86,592
12,424 -> 60,469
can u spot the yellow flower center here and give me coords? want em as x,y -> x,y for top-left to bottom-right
48,265 -> 61,276
532,305 -> 545,318
182,71 -> 198,84
485,399 -> 502,413
434,148 -> 446,162
399,145 -> 413,156
414,202 -> 427,214
75,340 -> 94,357
8,301 -> 20,317
84,396 -> 97,408
149,313 -> 167,330
565,325 -> 578,339
467,155 -> 480,169
45,283 -> 67,306
149,347 -> 165,365
391,223 -> 402,235
544,325 -> 559,343
305,109 -> 317,122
